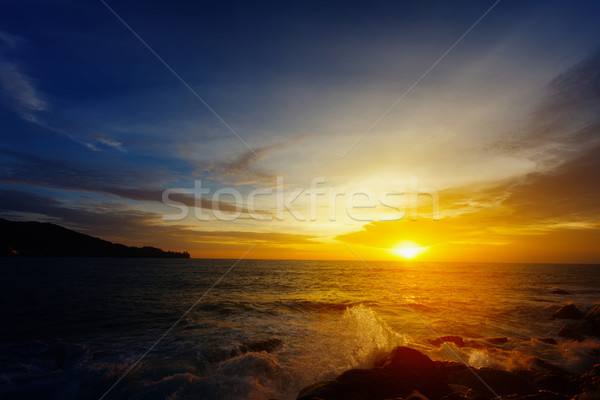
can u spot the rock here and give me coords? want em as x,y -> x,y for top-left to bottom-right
406,390 -> 432,400
532,373 -> 578,395
297,347 -> 451,400
448,384 -> 471,395
553,305 -> 584,320
580,364 -> 600,393
296,368 -> 415,400
577,305 -> 600,337
497,390 -> 570,400
430,336 -> 465,347
464,340 -> 489,349
572,392 -> 600,400
382,346 -> 439,376
381,347 -> 451,399
536,338 -> 557,345
530,357 -> 570,375
441,393 -> 468,400
585,306 -> 600,325
435,361 -> 470,383
557,325 -> 585,341
238,338 -> 282,354
485,337 -> 509,345
429,336 -> 488,349
442,366 -> 530,398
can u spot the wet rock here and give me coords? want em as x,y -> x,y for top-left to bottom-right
441,393 -> 469,400
585,306 -> 600,324
435,361 -> 470,383
442,366 -> 530,398
536,338 -> 557,345
381,347 -> 451,399
557,326 -> 585,341
552,305 -> 584,320
579,364 -> 600,393
296,368 -> 415,400
382,346 -> 439,376
532,373 -> 578,395
530,357 -> 570,375
577,305 -> 600,337
430,336 -> 465,347
497,390 -> 570,400
297,347 -> 451,400
485,337 -> 508,345
572,392 -> 600,400
406,390 -> 432,400
238,338 -> 282,354
429,336 -> 488,349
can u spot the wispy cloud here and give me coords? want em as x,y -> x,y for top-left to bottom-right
491,47 -> 600,169
198,134 -> 309,185
0,61 -> 46,121
0,151 -> 264,215
0,31 -> 125,151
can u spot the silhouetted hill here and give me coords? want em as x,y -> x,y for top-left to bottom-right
0,219 -> 190,258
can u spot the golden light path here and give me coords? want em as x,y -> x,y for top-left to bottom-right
391,241 -> 429,260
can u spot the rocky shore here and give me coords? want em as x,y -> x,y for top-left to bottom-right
296,304 -> 600,400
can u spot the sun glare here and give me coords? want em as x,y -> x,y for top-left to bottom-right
391,241 -> 428,259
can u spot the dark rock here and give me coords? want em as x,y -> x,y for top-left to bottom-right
430,336 -> 466,347
577,305 -> 600,337
296,368 -> 414,400
381,347 -> 451,399
497,390 -> 570,400
464,340 -> 489,350
238,338 -> 282,354
485,337 -> 509,345
553,305 -> 584,320
297,347 -> 451,400
536,338 -> 557,345
530,358 -> 571,375
579,364 -> 600,392
443,366 -> 530,398
441,393 -> 468,400
448,384 -> 471,396
406,390 -> 432,400
532,373 -> 578,395
557,326 -> 585,341
435,361 -> 470,383
382,346 -> 439,376
429,336 -> 488,349
585,306 -> 600,324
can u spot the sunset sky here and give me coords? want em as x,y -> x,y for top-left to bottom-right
1,0 -> 599,262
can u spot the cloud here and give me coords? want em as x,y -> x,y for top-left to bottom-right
0,61 -> 46,121
198,134 -> 309,184
491,47 -> 600,169
0,31 -> 23,49
0,31 -> 125,151
0,151 -> 265,215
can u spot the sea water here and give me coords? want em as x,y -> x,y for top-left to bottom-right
0,259 -> 599,399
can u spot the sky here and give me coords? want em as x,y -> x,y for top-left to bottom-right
1,0 -> 599,262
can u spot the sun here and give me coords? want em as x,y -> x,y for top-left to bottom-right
391,241 -> 429,260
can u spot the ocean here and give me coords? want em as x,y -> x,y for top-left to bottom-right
1,259 -> 599,399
